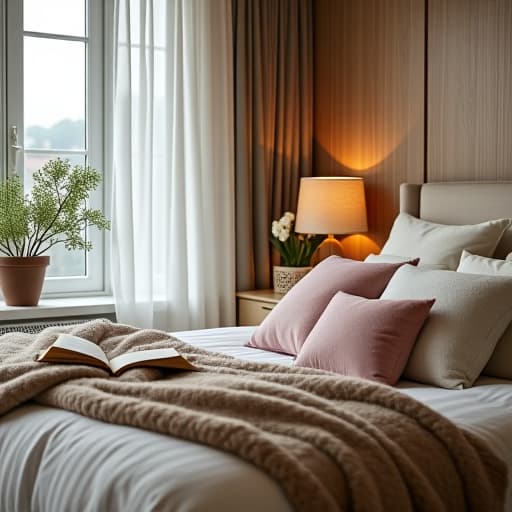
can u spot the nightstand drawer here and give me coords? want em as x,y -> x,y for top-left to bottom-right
238,298 -> 276,326
236,289 -> 282,326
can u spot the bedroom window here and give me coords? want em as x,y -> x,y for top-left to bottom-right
4,0 -> 106,295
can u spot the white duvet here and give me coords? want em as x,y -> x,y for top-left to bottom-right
1,326 -> 511,512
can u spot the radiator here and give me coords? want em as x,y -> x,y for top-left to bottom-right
0,317 -> 107,336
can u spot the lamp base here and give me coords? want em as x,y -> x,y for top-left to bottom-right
312,234 -> 343,265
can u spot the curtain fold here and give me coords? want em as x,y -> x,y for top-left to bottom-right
111,0 -> 235,330
233,0 -> 314,291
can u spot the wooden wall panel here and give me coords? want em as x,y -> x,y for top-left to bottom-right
428,0 -> 512,181
314,0 -> 425,259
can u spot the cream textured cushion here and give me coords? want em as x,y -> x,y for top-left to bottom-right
365,253 -> 448,270
381,265 -> 512,389
457,249 -> 512,275
457,250 -> 512,379
380,213 -> 510,270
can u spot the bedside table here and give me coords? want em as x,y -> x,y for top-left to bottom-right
236,289 -> 283,326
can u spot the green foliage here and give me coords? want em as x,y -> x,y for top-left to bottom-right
0,176 -> 30,256
270,212 -> 323,267
0,158 -> 110,257
270,233 -> 323,267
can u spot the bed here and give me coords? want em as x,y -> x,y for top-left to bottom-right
1,181 -> 512,512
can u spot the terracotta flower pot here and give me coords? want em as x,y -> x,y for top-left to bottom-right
0,256 -> 50,306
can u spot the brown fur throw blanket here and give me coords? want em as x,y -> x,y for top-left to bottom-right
0,319 -> 507,512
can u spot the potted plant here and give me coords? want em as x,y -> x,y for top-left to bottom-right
0,158 -> 110,306
270,211 -> 323,293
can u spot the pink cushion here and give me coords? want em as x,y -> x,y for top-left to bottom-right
295,291 -> 435,385
247,256 -> 413,355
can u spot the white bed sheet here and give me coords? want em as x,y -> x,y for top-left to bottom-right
1,326 -> 511,512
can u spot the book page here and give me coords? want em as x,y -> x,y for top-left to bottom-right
49,334 -> 110,367
109,347 -> 190,374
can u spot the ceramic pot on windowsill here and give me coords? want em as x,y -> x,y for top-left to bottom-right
273,265 -> 312,294
0,256 -> 50,306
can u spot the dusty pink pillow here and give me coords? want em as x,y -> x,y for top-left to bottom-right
247,256 -> 414,355
295,291 -> 435,385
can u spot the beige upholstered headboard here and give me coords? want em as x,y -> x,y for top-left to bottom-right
400,182 -> 512,259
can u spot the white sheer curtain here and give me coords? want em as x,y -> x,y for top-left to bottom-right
110,0 -> 236,330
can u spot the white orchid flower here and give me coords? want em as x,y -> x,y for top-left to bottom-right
271,220 -> 280,238
278,227 -> 290,242
280,212 -> 294,229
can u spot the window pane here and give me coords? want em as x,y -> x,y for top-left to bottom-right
24,37 -> 85,150
24,0 -> 85,37
46,240 -> 87,278
24,153 -> 87,278
24,152 -> 86,195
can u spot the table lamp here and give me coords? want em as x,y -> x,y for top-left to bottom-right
294,177 -> 368,259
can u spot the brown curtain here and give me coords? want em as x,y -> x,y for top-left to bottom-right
233,0 -> 314,291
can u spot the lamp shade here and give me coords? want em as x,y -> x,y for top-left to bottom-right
295,177 -> 368,235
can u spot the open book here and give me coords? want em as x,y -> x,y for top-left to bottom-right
37,334 -> 198,376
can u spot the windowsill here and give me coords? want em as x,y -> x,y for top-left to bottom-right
0,296 -> 115,322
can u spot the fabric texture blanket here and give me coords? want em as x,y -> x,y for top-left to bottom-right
0,319 -> 507,512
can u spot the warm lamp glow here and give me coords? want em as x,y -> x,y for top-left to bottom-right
295,177 -> 368,235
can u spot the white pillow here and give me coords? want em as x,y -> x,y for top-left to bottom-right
380,213 -> 510,270
457,249 -> 512,275
365,253 -> 448,270
381,265 -> 512,389
456,250 -> 512,379
365,253 -> 412,264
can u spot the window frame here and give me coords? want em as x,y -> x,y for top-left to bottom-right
0,2 -> 5,179
4,0 -> 108,297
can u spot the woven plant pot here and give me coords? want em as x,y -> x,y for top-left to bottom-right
273,266 -> 312,294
